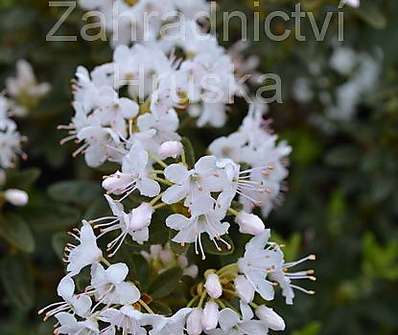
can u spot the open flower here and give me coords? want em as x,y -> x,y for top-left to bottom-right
65,222 -> 103,276
39,275 -> 92,321
54,312 -> 99,335
89,263 -> 140,306
166,206 -> 230,260
93,195 -> 153,256
102,142 -> 160,200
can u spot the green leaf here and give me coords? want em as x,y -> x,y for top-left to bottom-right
354,1 -> 387,29
149,301 -> 172,316
48,180 -> 102,207
0,214 -> 35,253
28,203 -> 81,231
148,267 -> 183,300
181,137 -> 196,169
292,322 -> 322,335
52,232 -> 68,260
0,256 -> 35,310
4,168 -> 41,190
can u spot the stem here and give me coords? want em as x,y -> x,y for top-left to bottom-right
149,154 -> 168,169
101,258 -> 111,267
150,192 -> 164,206
139,299 -> 155,314
153,177 -> 173,186
187,295 -> 199,308
198,291 -> 207,309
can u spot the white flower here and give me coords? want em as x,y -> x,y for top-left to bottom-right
234,275 -> 255,304
158,141 -> 183,159
202,301 -> 220,331
237,230 -> 283,301
255,305 -> 285,331
76,126 -> 123,167
0,120 -> 25,168
65,221 -> 103,276
6,59 -> 50,101
148,308 -> 192,335
92,87 -> 139,137
94,195 -> 154,256
166,207 -> 230,260
99,305 -> 150,335
235,212 -> 265,236
162,156 -> 226,214
269,254 -> 316,305
4,189 -> 28,206
102,142 -> 160,199
89,263 -> 141,305
54,312 -> 99,335
135,108 -> 180,153
39,275 -> 92,321
205,273 -> 223,299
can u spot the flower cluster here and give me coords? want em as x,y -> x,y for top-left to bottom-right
0,60 -> 49,207
78,0 -> 209,47
46,2 -> 315,334
293,45 -> 381,122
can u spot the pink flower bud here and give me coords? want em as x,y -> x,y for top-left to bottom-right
201,301 -> 219,331
204,273 -> 222,299
235,212 -> 265,235
158,141 -> 183,159
186,308 -> 203,335
4,189 -> 28,206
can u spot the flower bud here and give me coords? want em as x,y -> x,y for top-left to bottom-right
128,203 -> 153,231
204,273 -> 222,299
235,212 -> 265,235
186,308 -> 203,335
255,305 -> 286,331
158,141 -> 183,159
202,301 -> 219,331
102,171 -> 131,194
4,189 -> 28,206
235,275 -> 255,304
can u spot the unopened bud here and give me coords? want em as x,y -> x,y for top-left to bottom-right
204,273 -> 222,299
4,189 -> 29,206
186,308 -> 203,335
202,301 -> 219,331
102,172 -> 131,194
158,141 -> 183,159
235,212 -> 265,235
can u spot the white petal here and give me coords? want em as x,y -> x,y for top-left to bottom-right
57,275 -> 75,300
164,164 -> 189,184
166,214 -> 190,230
106,263 -> 129,284
162,185 -> 187,204
137,178 -> 161,197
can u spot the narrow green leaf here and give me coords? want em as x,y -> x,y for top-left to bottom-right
148,267 -> 183,300
0,214 -> 35,253
181,137 -> 196,169
0,257 -> 35,310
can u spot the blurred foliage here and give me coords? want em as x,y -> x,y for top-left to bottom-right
0,0 -> 397,334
